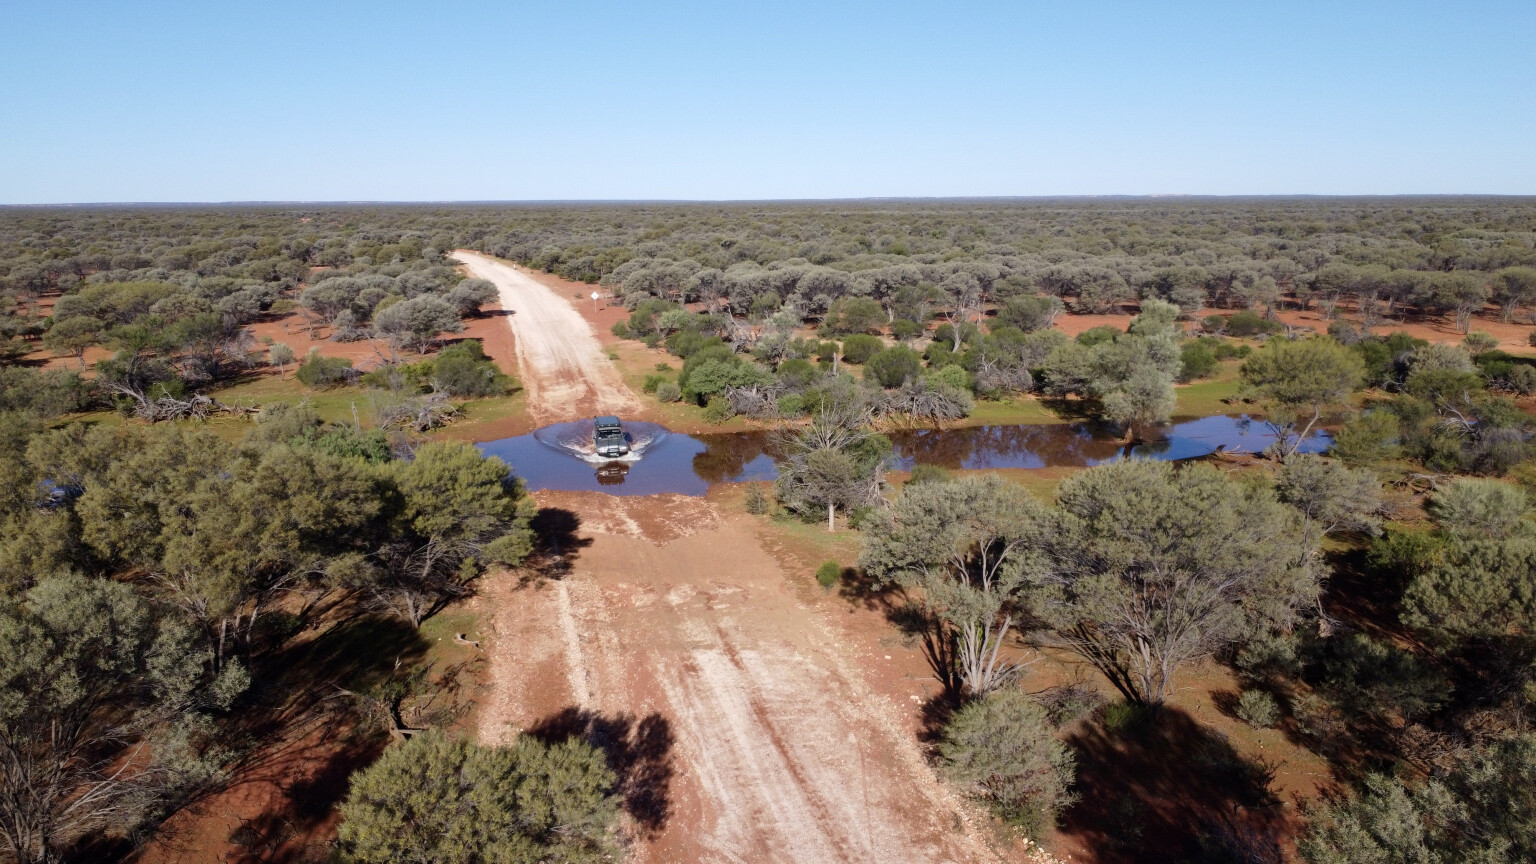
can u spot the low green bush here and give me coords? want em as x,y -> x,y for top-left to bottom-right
702,395 -> 731,424
1236,689 -> 1281,728
1226,310 -> 1284,337
907,463 -> 953,485
839,334 -> 883,364
815,561 -> 841,589
1102,700 -> 1151,733
867,346 -> 922,387
891,319 -> 923,341
296,353 -> 356,389
1179,340 -> 1218,382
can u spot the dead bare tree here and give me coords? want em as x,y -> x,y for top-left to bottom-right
108,383 -> 258,422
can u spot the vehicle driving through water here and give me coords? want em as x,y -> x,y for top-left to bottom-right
593,415 -> 630,458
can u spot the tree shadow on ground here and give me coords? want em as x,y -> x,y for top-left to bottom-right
1060,706 -> 1288,864
527,707 -> 675,838
834,565 -> 909,615
526,507 -> 593,580
1035,396 -> 1101,422
131,615 -> 429,864
880,599 -> 967,740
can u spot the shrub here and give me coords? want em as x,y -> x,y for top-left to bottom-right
1464,331 -> 1500,354
1236,689 -> 1281,728
866,346 -> 923,388
702,395 -> 731,424
666,329 -> 708,358
1508,364 -> 1536,395
642,374 -> 668,394
1102,700 -> 1151,733
1328,319 -> 1363,345
610,320 -> 630,338
891,319 -> 923,341
295,352 -> 356,389
820,296 -> 885,335
654,363 -> 672,371
907,463 -> 953,485
775,357 -> 819,389
995,296 -> 1063,332
744,484 -> 770,515
1076,325 -> 1121,346
777,392 -> 805,416
933,321 -> 981,348
815,561 -> 841,589
938,689 -> 1077,836
1330,410 -> 1403,467
926,363 -> 972,393
654,381 -> 681,402
1179,340 -> 1218,382
1226,310 -> 1283,337
336,729 -> 618,864
433,340 -> 512,397
923,342 -> 960,368
839,334 -> 883,364
1201,314 -> 1228,334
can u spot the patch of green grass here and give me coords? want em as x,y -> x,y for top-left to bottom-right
418,604 -> 484,668
214,376 -> 368,423
1175,362 -> 1245,416
962,396 -> 1065,426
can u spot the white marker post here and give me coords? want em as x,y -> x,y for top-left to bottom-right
591,291 -> 601,312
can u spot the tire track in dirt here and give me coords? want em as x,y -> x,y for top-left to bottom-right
478,492 -> 1004,864
451,250 -> 639,421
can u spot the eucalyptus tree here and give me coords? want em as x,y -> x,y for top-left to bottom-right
372,294 -> 464,353
1275,454 -> 1384,564
0,575 -> 241,864
1037,460 -> 1313,707
861,475 -> 1048,696
772,386 -> 889,532
1494,266 -> 1536,322
1240,337 -> 1365,457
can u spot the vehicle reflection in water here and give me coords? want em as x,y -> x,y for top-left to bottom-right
594,461 -> 630,485
475,414 -> 1329,497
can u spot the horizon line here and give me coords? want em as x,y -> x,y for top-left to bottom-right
6,193 -> 1536,209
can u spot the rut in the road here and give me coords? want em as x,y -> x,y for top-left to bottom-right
474,493 -> 1004,864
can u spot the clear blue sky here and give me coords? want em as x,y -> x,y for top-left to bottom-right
2,0 -> 1533,202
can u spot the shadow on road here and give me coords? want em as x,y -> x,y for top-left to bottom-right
528,707 -> 676,838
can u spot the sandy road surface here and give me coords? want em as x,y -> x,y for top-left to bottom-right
474,493 -> 1003,864
452,250 -> 639,421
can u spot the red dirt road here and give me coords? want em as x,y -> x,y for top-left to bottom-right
472,492 -> 1009,864
452,250 -> 640,422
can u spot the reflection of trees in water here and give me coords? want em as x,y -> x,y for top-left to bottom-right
691,433 -> 774,484
889,423 -> 1128,469
683,416 -> 1328,482
1128,436 -> 1173,460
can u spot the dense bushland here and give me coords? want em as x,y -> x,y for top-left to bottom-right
0,396 -> 537,862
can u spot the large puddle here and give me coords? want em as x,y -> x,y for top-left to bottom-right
477,414 -> 1330,497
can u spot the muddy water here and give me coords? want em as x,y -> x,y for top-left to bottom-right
478,414 -> 1330,496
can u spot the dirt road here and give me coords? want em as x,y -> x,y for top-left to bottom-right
473,492 -> 1005,864
452,250 -> 639,421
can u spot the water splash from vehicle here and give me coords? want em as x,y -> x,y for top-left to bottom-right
529,418 -> 670,464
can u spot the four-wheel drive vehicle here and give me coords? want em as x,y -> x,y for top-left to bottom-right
593,415 -> 629,457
